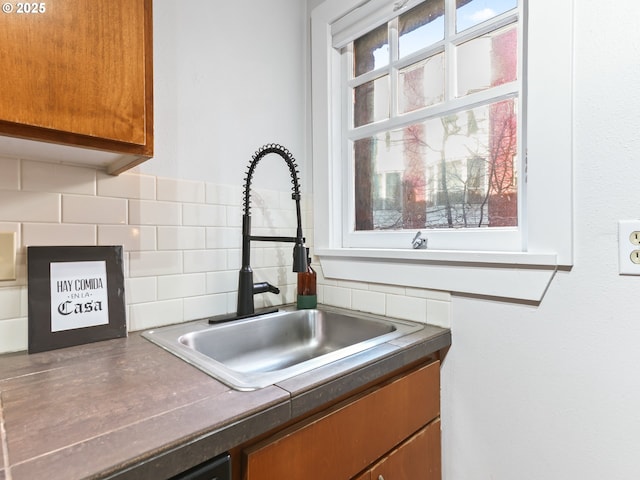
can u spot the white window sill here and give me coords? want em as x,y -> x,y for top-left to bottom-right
316,248 -> 558,302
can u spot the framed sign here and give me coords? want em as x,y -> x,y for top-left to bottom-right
27,246 -> 127,353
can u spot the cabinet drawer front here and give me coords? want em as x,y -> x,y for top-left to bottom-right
244,361 -> 440,480
370,419 -> 441,480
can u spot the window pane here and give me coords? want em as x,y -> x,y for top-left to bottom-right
354,98 -> 518,231
398,0 -> 445,58
354,75 -> 390,128
456,24 -> 517,97
354,23 -> 389,77
399,53 -> 444,114
456,0 -> 517,32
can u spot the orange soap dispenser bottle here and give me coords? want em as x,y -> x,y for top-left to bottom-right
297,248 -> 317,309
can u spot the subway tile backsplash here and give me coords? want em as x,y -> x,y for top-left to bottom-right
0,190 -> 60,222
22,159 -> 96,194
0,157 -> 450,354
62,195 -> 127,224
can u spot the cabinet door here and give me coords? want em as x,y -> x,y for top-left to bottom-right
244,361 -> 440,480
0,0 -> 153,158
369,419 -> 441,480
352,472 -> 371,480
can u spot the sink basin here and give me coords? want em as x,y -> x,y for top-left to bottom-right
142,308 -> 423,391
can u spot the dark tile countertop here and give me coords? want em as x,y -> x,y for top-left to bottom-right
0,312 -> 450,480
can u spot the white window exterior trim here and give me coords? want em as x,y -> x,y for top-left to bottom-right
310,0 -> 573,302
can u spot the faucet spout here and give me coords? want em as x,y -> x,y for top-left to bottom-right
236,144 -> 307,317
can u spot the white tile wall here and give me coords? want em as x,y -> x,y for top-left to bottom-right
0,318 -> 28,353
157,226 -> 206,250
97,171 -> 156,200
386,294 -> 427,323
128,251 -> 184,277
0,288 -> 22,319
124,277 -> 156,304
23,223 -> 96,246
98,225 -> 157,251
315,262 -> 452,327
205,227 -> 241,249
157,273 -> 207,300
183,293 -> 228,321
183,203 -> 227,227
206,184 -> 242,206
184,249 -> 227,273
0,190 -> 60,222
205,270 -> 237,294
129,199 -> 182,226
0,157 -> 450,354
0,157 -> 20,190
157,177 -> 206,203
128,299 -> 184,331
352,289 -> 386,316
63,195 -> 127,224
22,160 -> 96,195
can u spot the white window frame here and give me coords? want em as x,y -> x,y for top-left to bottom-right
310,0 -> 573,301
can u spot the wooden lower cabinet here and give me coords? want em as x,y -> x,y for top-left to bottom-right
242,360 -> 441,480
354,419 -> 441,480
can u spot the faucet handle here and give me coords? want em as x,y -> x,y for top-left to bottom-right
253,282 -> 280,295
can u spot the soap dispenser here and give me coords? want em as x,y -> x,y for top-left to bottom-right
296,248 -> 317,309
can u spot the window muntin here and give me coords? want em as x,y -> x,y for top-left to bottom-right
345,0 -> 520,240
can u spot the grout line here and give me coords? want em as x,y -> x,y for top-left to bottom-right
6,393 -> 218,470
0,391 -> 12,480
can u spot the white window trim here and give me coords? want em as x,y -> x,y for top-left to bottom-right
310,0 -> 573,302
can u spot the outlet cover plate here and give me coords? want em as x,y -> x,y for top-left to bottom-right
619,220 -> 640,275
0,232 -> 16,281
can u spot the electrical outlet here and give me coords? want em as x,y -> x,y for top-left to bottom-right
619,221 -> 640,274
0,232 -> 16,281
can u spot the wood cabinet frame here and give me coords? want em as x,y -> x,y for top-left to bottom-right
237,360 -> 441,480
0,0 -> 154,174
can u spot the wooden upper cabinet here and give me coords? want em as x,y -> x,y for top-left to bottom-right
0,0 -> 153,174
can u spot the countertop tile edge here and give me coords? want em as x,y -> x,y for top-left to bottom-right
103,401 -> 292,480
0,391 -> 8,476
283,327 -> 451,419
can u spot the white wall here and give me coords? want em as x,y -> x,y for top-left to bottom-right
7,1 -> 639,477
143,0 -> 308,192
441,1 -> 640,478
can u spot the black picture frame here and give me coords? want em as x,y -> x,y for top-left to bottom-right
27,246 -> 127,354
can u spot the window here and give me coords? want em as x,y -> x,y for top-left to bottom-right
338,0 -> 524,249
310,0 -> 573,301
347,0 -> 519,242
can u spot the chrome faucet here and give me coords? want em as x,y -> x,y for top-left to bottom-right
236,144 -> 307,317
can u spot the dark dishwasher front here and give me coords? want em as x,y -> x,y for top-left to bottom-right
168,452 -> 231,480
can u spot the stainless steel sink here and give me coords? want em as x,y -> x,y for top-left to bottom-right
142,308 -> 423,391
